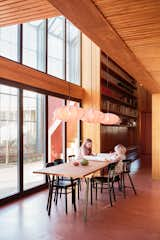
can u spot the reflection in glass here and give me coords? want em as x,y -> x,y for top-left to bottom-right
0,84 -> 18,199
23,20 -> 46,71
66,21 -> 81,85
0,24 -> 19,61
48,17 -> 65,79
23,90 -> 45,190
48,96 -> 65,162
66,100 -> 80,160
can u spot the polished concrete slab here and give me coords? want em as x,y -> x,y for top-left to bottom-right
1,168 -> 160,240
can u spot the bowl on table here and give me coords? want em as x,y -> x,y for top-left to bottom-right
80,159 -> 89,166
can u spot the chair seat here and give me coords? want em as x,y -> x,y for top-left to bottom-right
93,174 -> 120,183
54,180 -> 76,188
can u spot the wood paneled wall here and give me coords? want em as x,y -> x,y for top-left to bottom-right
100,126 -> 138,152
81,34 -> 101,153
138,86 -> 152,168
0,57 -> 84,100
152,94 -> 160,179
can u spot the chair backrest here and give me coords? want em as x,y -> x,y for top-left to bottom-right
107,162 -> 117,179
68,155 -> 75,162
123,159 -> 132,172
46,159 -> 64,183
46,159 -> 64,168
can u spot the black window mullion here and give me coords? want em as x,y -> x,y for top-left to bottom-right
18,89 -> 23,193
45,19 -> 48,74
19,24 -> 23,64
45,95 -> 48,165
64,18 -> 67,81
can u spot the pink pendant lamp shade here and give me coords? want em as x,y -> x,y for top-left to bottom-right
54,105 -> 84,121
81,108 -> 104,123
102,113 -> 121,125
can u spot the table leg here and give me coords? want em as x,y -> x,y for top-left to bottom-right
48,176 -> 54,216
83,177 -> 89,222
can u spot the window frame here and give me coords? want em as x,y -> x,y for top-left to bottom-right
0,17 -> 82,87
0,77 -> 81,205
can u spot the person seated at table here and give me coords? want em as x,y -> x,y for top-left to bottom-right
77,138 -> 94,159
110,144 -> 127,174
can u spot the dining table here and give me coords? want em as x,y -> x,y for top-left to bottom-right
33,157 -> 111,222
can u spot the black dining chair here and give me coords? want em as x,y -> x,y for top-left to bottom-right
46,159 -> 77,215
90,162 -> 118,207
121,159 -> 137,198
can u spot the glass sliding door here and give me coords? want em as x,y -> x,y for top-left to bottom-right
48,16 -> 65,79
48,96 -> 65,162
23,20 -> 46,72
23,90 -> 45,190
66,21 -> 81,85
0,24 -> 20,61
0,84 -> 19,199
66,100 -> 80,161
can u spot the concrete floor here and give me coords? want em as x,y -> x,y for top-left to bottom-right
1,167 -> 160,240
0,161 -> 44,199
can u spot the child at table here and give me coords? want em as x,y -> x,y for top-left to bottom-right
110,144 -> 127,174
99,144 -> 126,176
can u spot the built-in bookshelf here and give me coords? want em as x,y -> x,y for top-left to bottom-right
101,51 -> 138,127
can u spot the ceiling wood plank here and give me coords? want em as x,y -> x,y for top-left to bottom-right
47,0 -> 160,93
92,0 -> 160,91
0,0 -> 60,27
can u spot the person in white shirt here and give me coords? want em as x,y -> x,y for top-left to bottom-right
111,144 -> 127,174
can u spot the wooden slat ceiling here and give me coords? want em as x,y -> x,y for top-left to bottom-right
0,0 -> 60,27
47,0 -> 160,93
92,0 -> 160,92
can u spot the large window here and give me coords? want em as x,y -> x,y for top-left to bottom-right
66,21 -> 81,85
0,83 -> 81,201
0,25 -> 19,61
0,84 -> 19,199
0,17 -> 81,85
23,20 -> 46,71
48,96 -> 65,162
23,90 -> 45,190
48,17 -> 65,79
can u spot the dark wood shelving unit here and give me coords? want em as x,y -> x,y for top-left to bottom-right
100,51 -> 138,127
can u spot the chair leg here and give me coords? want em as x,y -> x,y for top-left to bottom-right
90,178 -> 93,205
108,184 -> 113,207
73,187 -> 77,212
96,182 -> 98,200
122,173 -> 126,199
128,173 -> 137,195
118,177 -> 122,192
77,181 -> 80,200
60,188 -> 62,198
55,187 -> 59,205
112,182 -> 116,202
101,181 -> 103,194
65,188 -> 68,215
79,179 -> 81,191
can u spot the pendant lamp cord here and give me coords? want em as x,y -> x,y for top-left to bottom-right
91,41 -> 93,108
106,54 -> 109,113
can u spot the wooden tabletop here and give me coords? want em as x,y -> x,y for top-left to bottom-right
33,160 -> 110,178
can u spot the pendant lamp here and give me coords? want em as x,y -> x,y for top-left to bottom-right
54,105 -> 84,122
102,113 -> 121,125
81,108 -> 104,123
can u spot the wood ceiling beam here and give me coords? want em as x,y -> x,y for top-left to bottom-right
47,0 -> 160,93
